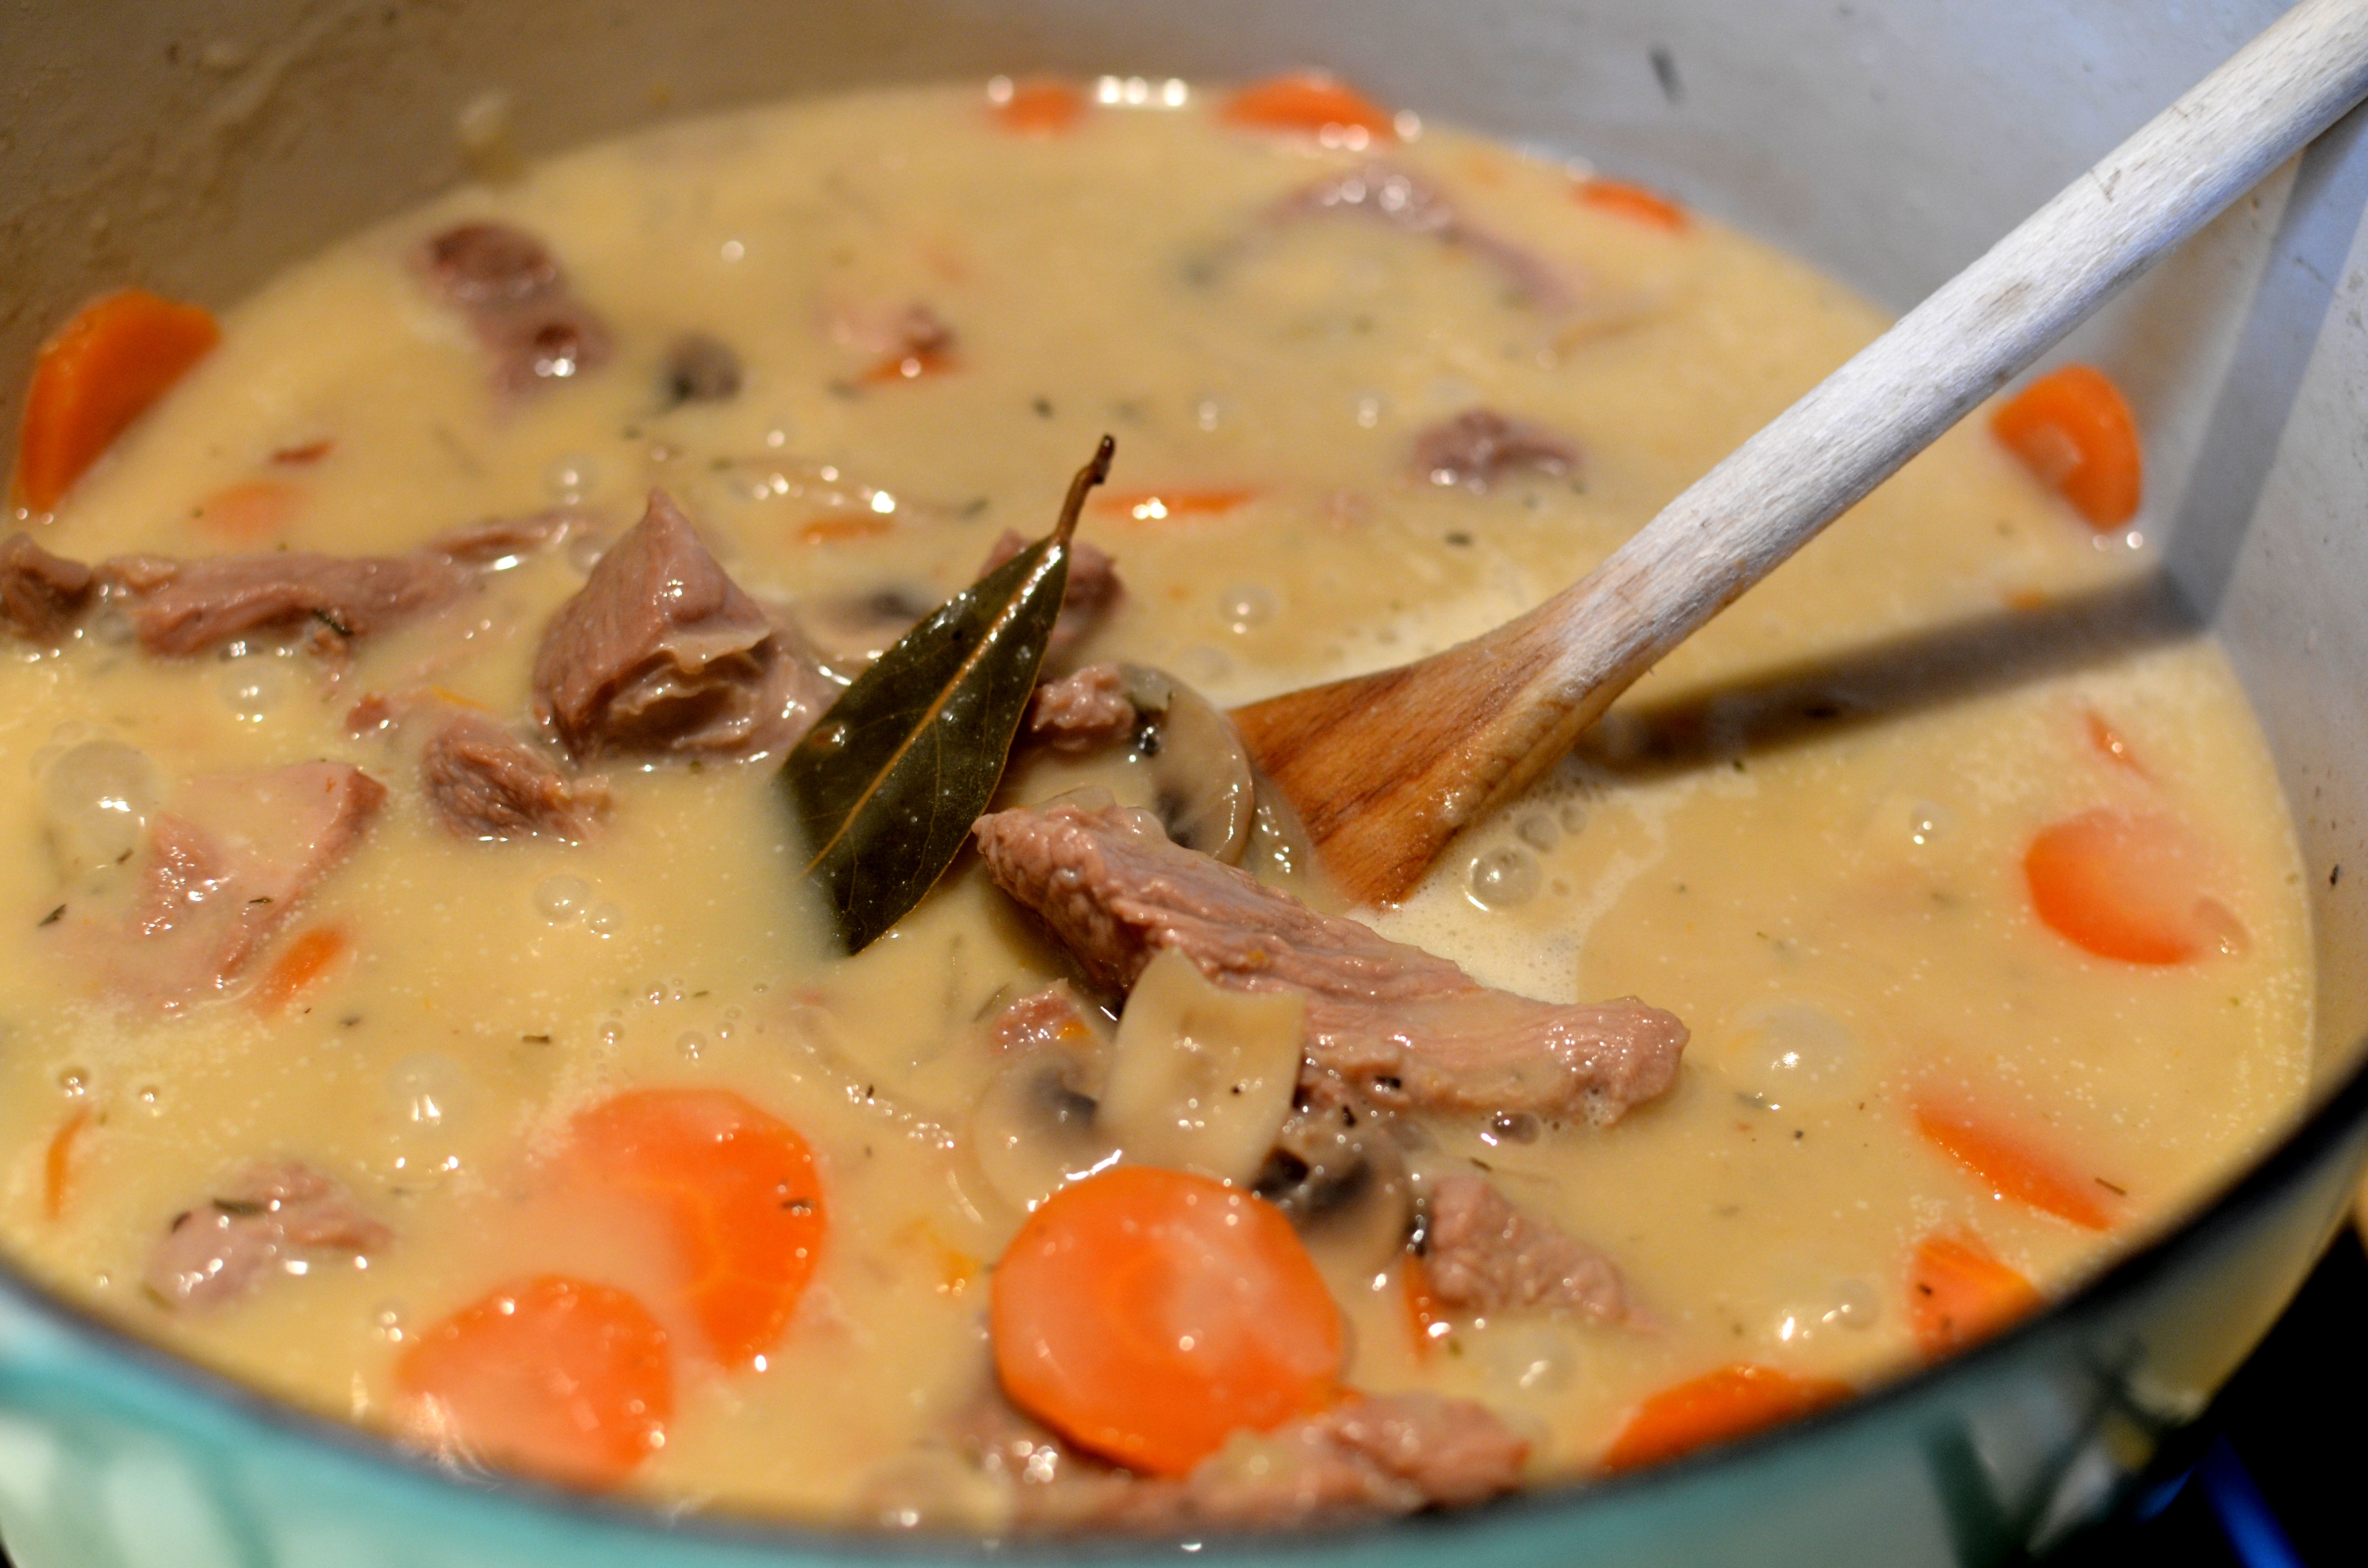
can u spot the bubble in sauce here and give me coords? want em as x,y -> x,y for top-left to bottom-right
1716,1002 -> 1862,1110
1517,811 -> 1560,852
56,1067 -> 87,1099
388,1055 -> 469,1131
42,740 -> 159,874
1559,800 -> 1589,836
1220,585 -> 1276,632
220,657 -> 292,721
532,875 -> 590,923
586,902 -> 626,938
545,453 -> 597,502
677,1030 -> 706,1060
1467,846 -> 1541,909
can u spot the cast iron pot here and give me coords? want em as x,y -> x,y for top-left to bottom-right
2,2 -> 2365,1564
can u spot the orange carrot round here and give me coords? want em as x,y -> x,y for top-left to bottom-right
991,1164 -> 1344,1476
252,925 -> 349,1016
1912,1098 -> 2115,1231
1601,1362 -> 1854,1472
993,79 -> 1088,135
397,1274 -> 672,1490
1907,1231 -> 2043,1358
14,289 -> 221,514
1990,364 -> 2141,529
562,1088 -> 827,1368
1093,487 -> 1259,523
1220,73 -> 1395,142
190,478 -> 302,545
2024,807 -> 2236,966
1577,178 -> 1690,231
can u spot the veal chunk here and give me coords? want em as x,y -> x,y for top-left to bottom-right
0,533 -> 96,642
981,529 -> 1123,659
532,490 -> 833,761
419,711 -> 606,841
146,1161 -> 390,1311
106,550 -> 473,657
975,1391 -> 1528,1532
971,800 -> 1686,1123
57,762 -> 385,1009
1424,1172 -> 1628,1323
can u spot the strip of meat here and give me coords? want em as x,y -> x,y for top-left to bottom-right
419,711 -> 607,841
1411,409 -> 1581,491
1026,663 -> 1137,752
415,221 -> 614,396
424,508 -> 582,566
974,1390 -> 1527,1532
104,550 -> 474,657
971,799 -> 1686,1123
55,761 -> 384,1009
0,532 -> 96,642
1273,160 -> 1576,310
531,490 -> 834,761
1424,1172 -> 1628,1323
145,1161 -> 390,1311
982,529 -> 1123,658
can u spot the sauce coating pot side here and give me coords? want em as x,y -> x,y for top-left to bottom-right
4,1 -> 2368,1564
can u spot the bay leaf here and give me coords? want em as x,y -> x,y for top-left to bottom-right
783,436 -> 1115,953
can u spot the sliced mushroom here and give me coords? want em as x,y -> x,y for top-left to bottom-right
969,1047 -> 1120,1217
1097,948 -> 1305,1186
661,332 -> 743,405
1255,1086 -> 1416,1277
1118,666 -> 1257,862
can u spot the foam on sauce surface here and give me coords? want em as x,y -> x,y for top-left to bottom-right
0,82 -> 2312,1523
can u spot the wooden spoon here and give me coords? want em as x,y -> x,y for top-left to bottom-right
1234,0 -> 2368,906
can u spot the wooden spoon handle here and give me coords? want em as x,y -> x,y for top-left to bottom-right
1238,0 -> 2368,905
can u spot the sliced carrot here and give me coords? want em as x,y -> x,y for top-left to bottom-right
269,437 -> 335,466
43,1106 -> 91,1222
1600,1363 -> 1853,1472
2024,807 -> 2238,966
1219,72 -> 1395,143
1912,1098 -> 2115,1231
1402,1251 -> 1451,1359
855,344 -> 958,386
561,1088 -> 827,1368
397,1274 -> 671,1490
1093,487 -> 1259,523
797,514 -> 896,546
191,478 -> 303,545
1577,178 -> 1690,231
252,925 -> 350,1016
1907,1230 -> 2043,1359
1990,364 -> 2141,530
991,1164 -> 1344,1476
993,78 -> 1088,135
14,289 -> 221,514
2084,711 -> 2148,777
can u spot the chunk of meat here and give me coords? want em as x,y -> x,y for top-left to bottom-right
0,532 -> 96,641
978,1390 -> 1526,1532
1423,1172 -> 1627,1323
144,1160 -> 390,1311
420,712 -> 607,841
984,981 -> 1103,1053
531,490 -> 834,761
415,220 -> 614,395
1026,663 -> 1137,752
1274,161 -> 1575,309
972,800 -> 1685,1123
982,529 -> 1124,658
103,550 -> 474,658
57,762 -> 385,1009
1411,409 -> 1580,491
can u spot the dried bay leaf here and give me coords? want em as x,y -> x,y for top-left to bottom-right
784,437 -> 1116,953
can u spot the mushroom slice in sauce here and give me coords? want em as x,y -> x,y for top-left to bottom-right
1008,664 -> 1258,865
968,1043 -> 1120,1217
1097,948 -> 1306,1185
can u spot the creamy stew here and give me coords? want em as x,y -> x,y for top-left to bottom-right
0,75 -> 2312,1531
